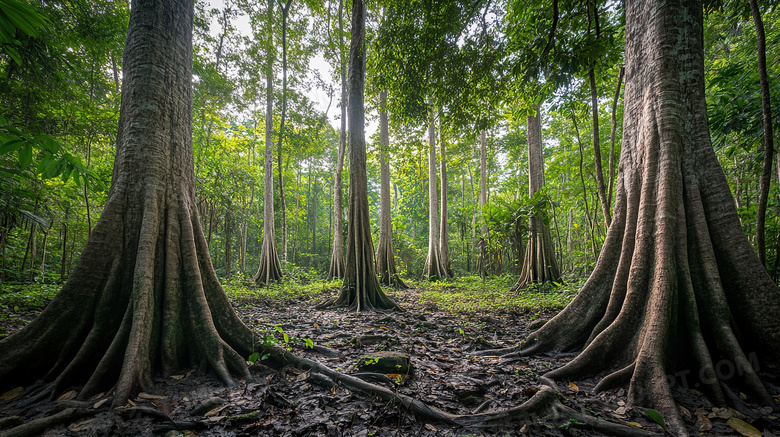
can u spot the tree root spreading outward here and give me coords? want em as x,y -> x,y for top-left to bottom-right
0,346 -> 658,437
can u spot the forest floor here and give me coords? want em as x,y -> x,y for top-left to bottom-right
1,276 -> 779,436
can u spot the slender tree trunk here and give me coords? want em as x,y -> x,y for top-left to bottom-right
607,66 -> 624,211
423,99 -> 449,280
328,0 -> 347,279
513,104 -> 561,290
749,0 -> 774,267
439,127 -> 451,276
496,2 -> 780,435
330,0 -> 398,310
277,0 -> 293,266
588,0 -> 610,228
254,0 -> 283,284
375,91 -> 407,288
572,107 -> 598,259
477,129 -> 488,277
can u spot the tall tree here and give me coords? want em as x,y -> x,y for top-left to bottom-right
497,0 -> 780,434
277,0 -> 293,265
513,104 -> 561,289
330,0 -> 399,310
375,91 -> 407,288
254,0 -> 283,284
423,101 -> 451,280
749,0 -> 774,267
0,0 -> 256,406
328,0 -> 347,279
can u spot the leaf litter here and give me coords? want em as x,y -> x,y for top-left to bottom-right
0,285 -> 778,436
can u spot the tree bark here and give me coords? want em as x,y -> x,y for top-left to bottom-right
423,100 -> 450,280
328,0 -> 347,279
513,104 -> 561,290
0,0 -> 257,407
375,91 -> 407,289
438,126 -> 452,276
749,0 -> 773,267
254,0 -> 283,284
330,0 -> 399,311
495,1 -> 780,435
588,0 -> 610,228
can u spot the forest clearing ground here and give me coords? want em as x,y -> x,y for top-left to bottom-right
0,276 -> 778,436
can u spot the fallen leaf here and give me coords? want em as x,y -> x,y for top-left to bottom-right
425,424 -> 437,431
68,419 -> 92,432
696,414 -> 713,431
93,399 -> 108,409
171,374 -> 185,380
628,422 -> 643,429
138,392 -> 166,400
0,387 -> 23,400
379,326 -> 389,330
57,390 -> 77,401
568,381 -> 579,392
614,406 -> 627,416
709,407 -> 731,419
314,323 -> 319,327
679,406 -> 692,418
205,406 -> 226,417
727,418 -> 761,437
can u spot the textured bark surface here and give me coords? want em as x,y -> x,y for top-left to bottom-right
254,0 -> 283,285
327,0 -> 346,280
0,0 -> 256,407
513,105 -> 560,290
331,0 -> 399,311
498,1 -> 780,435
375,91 -> 407,289
423,102 -> 450,280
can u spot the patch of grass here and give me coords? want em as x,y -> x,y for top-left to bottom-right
0,283 -> 60,310
409,275 -> 581,314
222,276 -> 340,306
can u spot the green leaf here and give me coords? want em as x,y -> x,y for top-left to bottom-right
247,352 -> 260,363
304,338 -> 314,349
645,409 -> 666,430
0,138 -> 25,154
283,333 -> 289,344
18,145 -> 32,167
260,353 -> 270,361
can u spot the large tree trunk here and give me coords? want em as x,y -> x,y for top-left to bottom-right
423,100 -> 450,280
254,0 -> 283,285
330,0 -> 399,311
497,1 -> 780,434
327,0 -> 346,279
375,91 -> 407,289
749,0 -> 774,267
512,104 -> 560,290
0,0 -> 256,407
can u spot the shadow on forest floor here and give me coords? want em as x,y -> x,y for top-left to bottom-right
1,277 -> 778,436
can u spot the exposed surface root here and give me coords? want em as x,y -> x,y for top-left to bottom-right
0,407 -> 96,437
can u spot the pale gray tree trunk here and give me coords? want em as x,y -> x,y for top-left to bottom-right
513,104 -> 560,290
438,127 -> 451,276
375,91 -> 406,288
254,0 -> 283,284
423,100 -> 449,280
